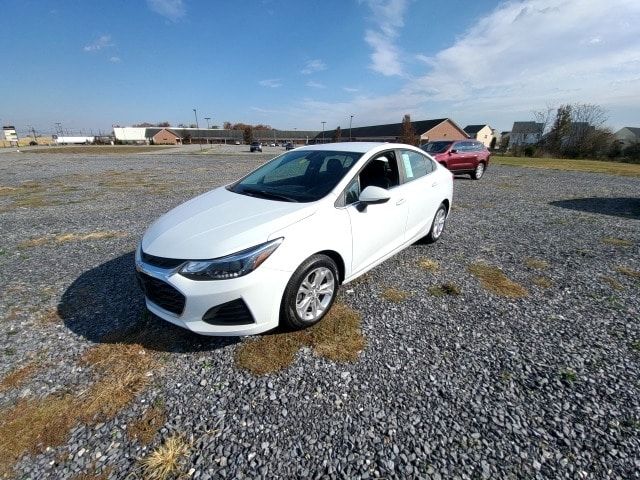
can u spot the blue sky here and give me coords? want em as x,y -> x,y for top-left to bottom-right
1,0 -> 639,136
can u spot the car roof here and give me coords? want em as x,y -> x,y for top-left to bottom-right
293,142 -> 412,154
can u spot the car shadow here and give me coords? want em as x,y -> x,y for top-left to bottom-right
549,197 -> 640,220
58,252 -> 239,353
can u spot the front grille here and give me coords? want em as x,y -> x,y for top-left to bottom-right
137,272 -> 186,315
202,299 -> 255,326
141,250 -> 185,270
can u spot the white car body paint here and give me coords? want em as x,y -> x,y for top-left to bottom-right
136,142 -> 453,335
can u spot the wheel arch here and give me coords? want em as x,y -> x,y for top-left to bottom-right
314,250 -> 346,284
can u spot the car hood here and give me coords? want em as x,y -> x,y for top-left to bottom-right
142,187 -> 317,259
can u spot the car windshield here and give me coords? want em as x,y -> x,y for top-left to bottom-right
421,141 -> 453,153
228,149 -> 362,202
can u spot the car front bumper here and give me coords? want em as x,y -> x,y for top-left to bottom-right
134,247 -> 291,336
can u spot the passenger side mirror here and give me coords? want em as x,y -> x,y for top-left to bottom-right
449,149 -> 457,154
358,186 -> 390,205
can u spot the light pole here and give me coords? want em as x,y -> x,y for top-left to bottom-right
193,108 -> 202,151
349,114 -> 354,141
321,121 -> 326,143
204,117 -> 211,146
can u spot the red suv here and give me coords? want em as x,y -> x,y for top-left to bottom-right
421,140 -> 490,180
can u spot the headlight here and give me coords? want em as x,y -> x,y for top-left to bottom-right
179,238 -> 283,280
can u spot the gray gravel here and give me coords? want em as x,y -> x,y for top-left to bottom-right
1,152 -> 639,479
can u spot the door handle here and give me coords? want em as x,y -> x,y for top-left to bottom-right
431,182 -> 439,187
396,198 -> 406,206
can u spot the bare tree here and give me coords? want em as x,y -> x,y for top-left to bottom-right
243,126 -> 253,144
332,126 -> 342,142
399,114 -> 417,145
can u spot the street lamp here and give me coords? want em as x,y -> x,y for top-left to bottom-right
321,121 -> 326,143
193,108 -> 202,151
349,114 -> 354,141
204,117 -> 211,146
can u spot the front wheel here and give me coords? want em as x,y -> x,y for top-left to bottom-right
471,162 -> 485,180
425,203 -> 448,243
281,254 -> 339,330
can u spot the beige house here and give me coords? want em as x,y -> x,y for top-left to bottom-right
463,124 -> 494,148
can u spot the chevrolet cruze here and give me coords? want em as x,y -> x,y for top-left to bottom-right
136,142 -> 453,336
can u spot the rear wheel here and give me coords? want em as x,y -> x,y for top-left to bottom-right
471,162 -> 485,180
281,254 -> 339,329
425,203 -> 448,243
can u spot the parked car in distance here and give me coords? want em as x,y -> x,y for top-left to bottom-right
269,143 -> 276,147
235,141 -> 241,145
285,142 -> 295,150
136,142 -> 453,336
421,140 -> 490,179
250,141 -> 263,152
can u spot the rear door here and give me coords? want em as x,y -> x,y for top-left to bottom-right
396,149 -> 442,241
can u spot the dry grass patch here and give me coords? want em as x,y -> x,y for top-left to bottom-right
19,230 -> 127,248
381,287 -> 410,303
532,276 -> 553,288
0,343 -> 158,476
0,361 -> 39,393
36,307 -> 62,325
601,237 -> 633,247
141,435 -> 190,480
616,266 -> 640,278
128,404 -> 166,445
235,303 -> 365,375
428,283 -> 461,297
418,258 -> 440,272
524,258 -> 549,270
601,276 -> 624,291
492,156 -> 640,178
468,263 -> 528,298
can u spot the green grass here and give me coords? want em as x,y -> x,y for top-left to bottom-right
493,156 -> 640,178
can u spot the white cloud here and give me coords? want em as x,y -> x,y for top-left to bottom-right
147,0 -> 185,20
343,87 -> 359,93
259,79 -> 282,88
306,80 -> 326,89
302,0 -> 640,130
109,56 -> 121,63
409,0 -> 640,120
83,35 -> 113,52
301,59 -> 327,75
361,0 -> 409,76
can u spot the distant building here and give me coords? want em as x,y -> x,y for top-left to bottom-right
463,124 -> 494,148
113,126 -> 320,145
152,128 -> 181,145
614,127 -> 640,146
53,135 -> 95,145
508,122 -> 544,148
319,118 -> 468,143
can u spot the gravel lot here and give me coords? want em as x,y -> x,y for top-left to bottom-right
0,151 -> 639,479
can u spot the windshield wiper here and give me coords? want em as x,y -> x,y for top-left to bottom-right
240,187 -> 299,203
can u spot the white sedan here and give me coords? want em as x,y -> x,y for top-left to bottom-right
136,142 -> 453,335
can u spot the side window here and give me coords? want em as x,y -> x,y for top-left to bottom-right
341,151 -> 400,206
344,177 -> 360,205
399,149 -> 431,181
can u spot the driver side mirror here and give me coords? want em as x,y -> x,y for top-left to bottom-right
449,149 -> 457,154
358,185 -> 390,205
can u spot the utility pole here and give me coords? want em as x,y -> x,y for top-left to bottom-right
204,117 -> 211,146
349,114 -> 354,141
193,108 -> 202,151
29,126 -> 37,144
321,121 -> 326,143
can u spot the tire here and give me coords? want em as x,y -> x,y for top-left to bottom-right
471,162 -> 485,180
425,203 -> 448,243
281,254 -> 339,330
